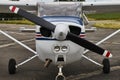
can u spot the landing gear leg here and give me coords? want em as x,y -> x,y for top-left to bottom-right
102,58 -> 110,74
8,55 -> 38,75
55,65 -> 66,80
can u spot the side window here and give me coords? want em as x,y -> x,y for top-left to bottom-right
69,25 -> 81,35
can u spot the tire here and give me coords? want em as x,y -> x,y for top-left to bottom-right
102,58 -> 110,74
8,58 -> 16,74
56,75 -> 65,80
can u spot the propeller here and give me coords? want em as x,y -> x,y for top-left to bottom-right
9,6 -> 112,58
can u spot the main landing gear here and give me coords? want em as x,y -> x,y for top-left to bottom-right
8,58 -> 16,74
102,58 -> 110,74
82,55 -> 111,74
8,54 -> 38,75
8,58 -> 110,78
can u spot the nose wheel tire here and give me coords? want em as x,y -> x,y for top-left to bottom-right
102,58 -> 110,74
8,58 -> 16,74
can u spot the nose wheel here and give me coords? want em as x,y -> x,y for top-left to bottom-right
8,58 -> 16,74
102,58 -> 110,74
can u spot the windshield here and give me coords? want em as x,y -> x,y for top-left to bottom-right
38,2 -> 82,17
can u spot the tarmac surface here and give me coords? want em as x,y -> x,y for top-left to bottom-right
0,24 -> 120,80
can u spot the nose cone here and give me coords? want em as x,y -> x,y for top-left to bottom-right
54,24 -> 69,40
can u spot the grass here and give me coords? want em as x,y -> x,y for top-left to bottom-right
93,20 -> 120,29
86,12 -> 120,21
0,19 -> 34,25
86,12 -> 120,29
0,12 -> 120,29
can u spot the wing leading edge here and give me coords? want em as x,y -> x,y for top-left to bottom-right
83,2 -> 120,13
0,1 -> 120,13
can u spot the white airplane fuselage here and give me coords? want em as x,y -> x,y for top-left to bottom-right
36,16 -> 85,65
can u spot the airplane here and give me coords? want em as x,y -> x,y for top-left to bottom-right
0,1 -> 120,80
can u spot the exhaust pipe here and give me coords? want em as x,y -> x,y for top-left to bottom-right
44,59 -> 52,68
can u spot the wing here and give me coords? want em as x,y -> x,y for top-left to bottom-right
0,1 -> 37,13
1,1 -> 120,13
83,2 -> 120,13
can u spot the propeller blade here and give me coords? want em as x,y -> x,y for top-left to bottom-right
9,6 -> 55,32
9,6 -> 112,58
66,32 -> 112,58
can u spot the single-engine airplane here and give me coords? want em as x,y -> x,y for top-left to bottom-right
0,1 -> 120,80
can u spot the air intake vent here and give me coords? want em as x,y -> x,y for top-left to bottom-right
57,55 -> 64,62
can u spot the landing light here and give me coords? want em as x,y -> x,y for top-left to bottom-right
54,46 -> 60,52
53,45 -> 69,53
61,46 -> 68,52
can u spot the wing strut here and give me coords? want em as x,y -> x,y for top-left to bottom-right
84,29 -> 120,54
0,30 -> 37,55
0,30 -> 38,68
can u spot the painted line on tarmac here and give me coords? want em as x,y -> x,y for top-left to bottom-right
0,31 -> 26,35
0,39 -> 34,48
66,66 -> 120,80
90,40 -> 120,45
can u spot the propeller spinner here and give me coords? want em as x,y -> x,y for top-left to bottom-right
9,6 -> 112,58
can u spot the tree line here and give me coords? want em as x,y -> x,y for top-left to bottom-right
0,13 -> 22,20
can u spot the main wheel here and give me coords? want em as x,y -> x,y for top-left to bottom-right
8,58 -> 16,74
102,58 -> 110,74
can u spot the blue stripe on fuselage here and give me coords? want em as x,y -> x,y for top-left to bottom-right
42,16 -> 83,25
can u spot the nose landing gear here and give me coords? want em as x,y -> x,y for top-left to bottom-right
55,65 -> 66,80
